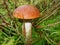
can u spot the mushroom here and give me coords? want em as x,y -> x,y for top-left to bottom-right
13,5 -> 40,45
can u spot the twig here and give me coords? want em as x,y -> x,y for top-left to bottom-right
45,21 -> 60,27
36,21 -> 60,28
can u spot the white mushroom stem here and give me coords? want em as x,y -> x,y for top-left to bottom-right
22,22 -> 32,45
25,22 -> 32,40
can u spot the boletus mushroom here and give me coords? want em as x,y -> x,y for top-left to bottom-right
13,5 -> 40,45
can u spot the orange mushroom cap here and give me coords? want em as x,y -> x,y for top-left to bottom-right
13,5 -> 40,19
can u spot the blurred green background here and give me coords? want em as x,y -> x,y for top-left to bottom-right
0,0 -> 60,45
